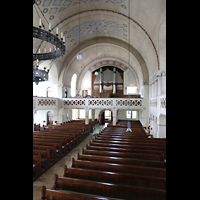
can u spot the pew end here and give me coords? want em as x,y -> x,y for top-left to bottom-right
72,157 -> 75,167
41,186 -> 46,200
52,174 -> 58,190
63,165 -> 67,177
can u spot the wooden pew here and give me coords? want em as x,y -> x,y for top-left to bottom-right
90,141 -> 166,151
33,137 -> 68,154
33,145 -> 56,163
78,153 -> 166,168
72,158 -> 166,178
33,149 -> 50,169
33,154 -> 41,178
33,140 -> 62,158
53,174 -> 166,200
93,138 -> 166,147
34,131 -> 77,148
86,144 -> 166,159
82,148 -> 164,161
41,186 -> 113,200
63,165 -> 166,190
95,135 -> 166,144
33,134 -> 72,151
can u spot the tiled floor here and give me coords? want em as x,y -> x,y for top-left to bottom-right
33,124 -> 104,200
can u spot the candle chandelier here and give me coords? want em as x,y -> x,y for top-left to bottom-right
33,0 -> 65,85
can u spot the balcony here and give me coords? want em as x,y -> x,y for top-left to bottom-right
33,97 -> 144,111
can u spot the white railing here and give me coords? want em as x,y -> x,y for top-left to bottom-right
33,97 -> 58,110
33,97 -> 144,111
62,98 -> 143,110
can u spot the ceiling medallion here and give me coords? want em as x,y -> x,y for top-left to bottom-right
49,15 -> 54,20
121,4 -> 126,9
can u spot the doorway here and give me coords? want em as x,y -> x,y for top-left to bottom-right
99,110 -> 112,125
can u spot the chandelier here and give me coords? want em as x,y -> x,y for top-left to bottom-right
33,1 -> 65,85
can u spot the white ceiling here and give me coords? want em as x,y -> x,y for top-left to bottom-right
33,0 -> 166,87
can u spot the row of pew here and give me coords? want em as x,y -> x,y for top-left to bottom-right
33,119 -> 98,181
41,120 -> 166,200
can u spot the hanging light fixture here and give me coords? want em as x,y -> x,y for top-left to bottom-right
76,52 -> 82,60
126,0 -> 132,133
76,2 -> 82,60
33,1 -> 65,85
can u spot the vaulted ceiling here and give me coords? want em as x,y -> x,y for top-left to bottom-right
33,0 -> 166,88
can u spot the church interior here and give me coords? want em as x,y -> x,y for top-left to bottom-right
33,0 -> 166,199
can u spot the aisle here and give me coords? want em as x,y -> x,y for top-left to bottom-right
93,123 -> 108,135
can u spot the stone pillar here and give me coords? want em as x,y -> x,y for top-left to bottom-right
155,80 -> 158,97
157,76 -> 162,96
142,83 -> 149,127
113,67 -> 116,94
91,109 -> 95,121
161,75 -> 166,95
154,117 -> 158,138
85,109 -> 89,125
99,68 -> 103,93
112,109 -> 117,126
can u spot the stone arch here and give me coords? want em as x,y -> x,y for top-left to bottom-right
61,38 -> 147,90
98,109 -> 112,125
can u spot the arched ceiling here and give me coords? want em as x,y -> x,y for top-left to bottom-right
33,0 -> 166,87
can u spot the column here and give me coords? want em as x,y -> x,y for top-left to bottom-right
91,109 -> 95,121
150,116 -> 153,135
161,75 -> 166,94
113,67 -> 116,94
154,117 -> 158,138
85,109 -> 89,125
157,76 -> 162,96
112,109 -> 117,126
142,83 -> 149,127
99,68 -> 103,93
155,80 -> 158,97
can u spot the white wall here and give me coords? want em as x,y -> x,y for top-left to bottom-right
118,110 -> 139,121
81,70 -> 92,96
123,69 -> 137,94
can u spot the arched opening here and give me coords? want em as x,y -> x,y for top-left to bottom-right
71,74 -> 77,97
47,111 -> 53,125
99,109 -> 112,125
46,86 -> 53,97
127,82 -> 138,94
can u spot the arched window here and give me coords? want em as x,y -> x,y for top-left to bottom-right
127,82 -> 137,94
46,86 -> 53,97
71,74 -> 77,97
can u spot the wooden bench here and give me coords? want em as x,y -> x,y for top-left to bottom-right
82,148 -> 164,161
95,135 -> 166,143
63,165 -> 166,190
72,158 -> 166,178
33,145 -> 57,163
78,153 -> 166,168
90,141 -> 166,151
33,149 -> 50,169
93,138 -> 166,147
53,174 -> 166,200
33,136 -> 70,154
86,144 -> 166,159
33,133 -> 72,150
33,154 -> 41,178
33,140 -> 62,158
41,186 -> 112,200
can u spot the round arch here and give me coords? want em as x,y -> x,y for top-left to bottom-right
60,38 -> 148,89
